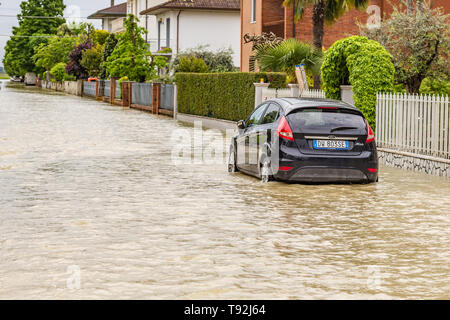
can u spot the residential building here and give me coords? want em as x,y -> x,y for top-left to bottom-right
140,0 -> 241,67
127,1 -> 167,52
87,1 -> 127,33
240,0 -> 450,72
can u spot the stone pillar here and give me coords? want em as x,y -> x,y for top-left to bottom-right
152,82 -> 161,114
288,84 -> 300,97
254,82 -> 270,109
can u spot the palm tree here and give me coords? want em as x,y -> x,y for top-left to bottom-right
282,0 -> 368,88
255,38 -> 322,83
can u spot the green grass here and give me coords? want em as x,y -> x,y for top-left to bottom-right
0,73 -> 9,80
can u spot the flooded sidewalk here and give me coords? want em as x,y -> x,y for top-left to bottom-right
0,82 -> 449,299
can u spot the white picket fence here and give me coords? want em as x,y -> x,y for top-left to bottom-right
261,87 -> 325,101
300,89 -> 326,99
376,92 -> 450,159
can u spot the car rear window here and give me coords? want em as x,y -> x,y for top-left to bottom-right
287,108 -> 366,134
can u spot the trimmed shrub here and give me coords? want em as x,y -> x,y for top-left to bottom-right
176,72 -> 286,121
321,36 -> 394,128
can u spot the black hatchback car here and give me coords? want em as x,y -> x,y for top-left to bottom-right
227,98 -> 378,183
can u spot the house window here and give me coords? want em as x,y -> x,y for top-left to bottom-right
251,0 -> 256,23
166,18 -> 171,48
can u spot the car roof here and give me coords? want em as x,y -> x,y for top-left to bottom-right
267,97 -> 362,115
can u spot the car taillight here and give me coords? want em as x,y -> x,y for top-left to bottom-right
276,116 -> 294,141
365,120 -> 375,143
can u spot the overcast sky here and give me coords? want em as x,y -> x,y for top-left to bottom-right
0,0 -> 127,65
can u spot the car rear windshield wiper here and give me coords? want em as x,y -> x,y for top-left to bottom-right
330,126 -> 359,132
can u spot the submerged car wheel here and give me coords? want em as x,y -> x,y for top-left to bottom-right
260,158 -> 273,183
227,144 -> 238,173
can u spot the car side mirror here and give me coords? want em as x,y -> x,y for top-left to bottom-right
237,120 -> 246,129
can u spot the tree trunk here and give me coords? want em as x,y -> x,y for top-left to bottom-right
312,0 -> 325,89
406,75 -> 423,94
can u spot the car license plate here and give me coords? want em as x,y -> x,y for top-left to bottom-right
313,140 -> 349,150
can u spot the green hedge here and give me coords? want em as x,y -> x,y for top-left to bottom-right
321,36 -> 395,128
175,72 -> 287,121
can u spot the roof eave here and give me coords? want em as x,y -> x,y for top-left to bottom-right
141,7 -> 240,15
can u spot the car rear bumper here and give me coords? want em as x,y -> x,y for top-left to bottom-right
274,149 -> 378,183
281,167 -> 373,183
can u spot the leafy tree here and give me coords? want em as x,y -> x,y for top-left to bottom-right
105,15 -> 153,82
33,36 -> 76,73
254,38 -> 322,85
66,41 -> 92,80
81,46 -> 104,77
177,56 -> 210,73
175,46 -> 234,72
360,2 -> 449,93
282,0 -> 368,88
50,62 -> 67,82
100,34 -> 118,79
2,0 -> 65,75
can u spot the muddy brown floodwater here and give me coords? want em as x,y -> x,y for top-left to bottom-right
0,81 -> 449,299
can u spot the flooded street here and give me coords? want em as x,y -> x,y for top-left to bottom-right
0,81 -> 449,299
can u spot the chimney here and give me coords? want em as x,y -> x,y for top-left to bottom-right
111,1 -> 115,7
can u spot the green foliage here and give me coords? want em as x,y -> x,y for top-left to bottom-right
63,73 -> 76,81
360,2 -> 449,93
100,34 -> 118,79
105,15 -> 153,82
419,77 -> 450,96
92,30 -> 110,46
50,62 -> 67,82
3,0 -> 66,75
176,72 -> 286,121
33,35 -> 76,72
81,46 -> 104,77
177,56 -> 210,73
255,38 -> 322,85
321,36 -> 395,128
175,46 -> 235,72
152,48 -> 170,70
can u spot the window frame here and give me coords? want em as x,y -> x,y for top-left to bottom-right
246,103 -> 268,128
260,103 -> 281,125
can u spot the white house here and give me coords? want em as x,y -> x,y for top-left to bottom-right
126,1 -> 167,52
140,0 -> 241,67
87,1 -> 127,33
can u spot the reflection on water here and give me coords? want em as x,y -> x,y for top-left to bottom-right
0,81 -> 449,299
